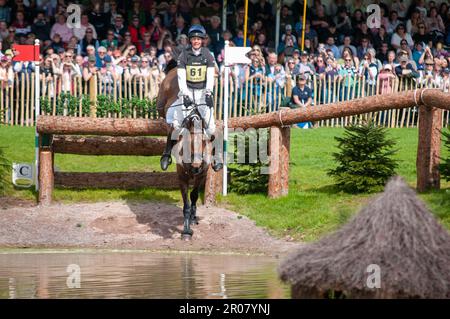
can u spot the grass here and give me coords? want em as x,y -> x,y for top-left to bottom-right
1,124 -> 449,242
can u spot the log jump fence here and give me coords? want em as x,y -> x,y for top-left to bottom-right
36,88 -> 450,205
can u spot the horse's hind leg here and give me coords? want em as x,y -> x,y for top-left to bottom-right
180,180 -> 193,238
189,179 -> 201,225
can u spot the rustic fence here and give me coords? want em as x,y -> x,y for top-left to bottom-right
1,72 -> 449,128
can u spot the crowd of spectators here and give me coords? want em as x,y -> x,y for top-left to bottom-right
0,0 -> 448,108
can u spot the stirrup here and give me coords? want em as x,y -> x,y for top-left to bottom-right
212,162 -> 223,172
160,153 -> 172,170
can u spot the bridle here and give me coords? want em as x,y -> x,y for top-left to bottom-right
180,103 -> 208,175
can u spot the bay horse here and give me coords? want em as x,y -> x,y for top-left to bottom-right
157,68 -> 214,239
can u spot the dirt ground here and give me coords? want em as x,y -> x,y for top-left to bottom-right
0,197 -> 300,256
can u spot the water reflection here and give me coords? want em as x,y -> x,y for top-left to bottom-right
0,251 -> 289,299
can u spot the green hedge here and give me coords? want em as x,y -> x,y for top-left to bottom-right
40,94 -> 158,118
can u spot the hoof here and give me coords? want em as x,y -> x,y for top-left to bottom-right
181,232 -> 193,240
190,215 -> 199,225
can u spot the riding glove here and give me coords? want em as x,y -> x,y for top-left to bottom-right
205,93 -> 214,108
183,95 -> 193,107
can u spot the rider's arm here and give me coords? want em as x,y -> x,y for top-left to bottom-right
177,68 -> 192,99
205,49 -> 216,93
177,51 -> 192,99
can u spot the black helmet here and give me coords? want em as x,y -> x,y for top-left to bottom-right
188,24 -> 206,39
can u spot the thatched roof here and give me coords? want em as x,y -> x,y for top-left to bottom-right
278,176 -> 450,299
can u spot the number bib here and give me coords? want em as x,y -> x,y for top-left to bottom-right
186,65 -> 207,83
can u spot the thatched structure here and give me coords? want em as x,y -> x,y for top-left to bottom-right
278,176 -> 450,298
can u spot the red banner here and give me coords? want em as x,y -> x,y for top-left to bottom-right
12,44 -> 39,62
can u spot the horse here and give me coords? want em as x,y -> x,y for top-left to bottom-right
157,68 -> 214,239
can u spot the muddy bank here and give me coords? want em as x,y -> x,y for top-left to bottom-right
0,200 -> 300,256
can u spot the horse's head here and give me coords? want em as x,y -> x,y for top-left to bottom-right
176,105 -> 210,176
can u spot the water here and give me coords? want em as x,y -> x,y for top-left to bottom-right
0,251 -> 290,299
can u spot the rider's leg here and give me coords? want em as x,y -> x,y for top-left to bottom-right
160,104 -> 179,171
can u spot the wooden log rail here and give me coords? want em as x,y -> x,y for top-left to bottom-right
52,136 -> 166,156
37,116 -> 169,136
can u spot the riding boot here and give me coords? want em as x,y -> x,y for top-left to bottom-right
209,134 -> 223,172
160,129 -> 176,171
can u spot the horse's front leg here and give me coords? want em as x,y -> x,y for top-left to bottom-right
189,178 -> 201,225
180,178 -> 193,238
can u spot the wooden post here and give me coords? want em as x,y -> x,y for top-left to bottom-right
38,148 -> 54,205
205,166 -> 223,206
89,73 -> 97,117
280,127 -> 290,196
268,126 -> 282,198
416,105 -> 442,192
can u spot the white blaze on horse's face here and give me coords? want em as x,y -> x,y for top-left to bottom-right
190,37 -> 202,50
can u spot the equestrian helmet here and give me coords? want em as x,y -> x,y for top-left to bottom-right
188,25 -> 206,39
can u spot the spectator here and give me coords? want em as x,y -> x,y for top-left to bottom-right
406,10 -> 423,35
127,0 -> 146,26
419,58 -> 437,86
124,55 -> 143,80
170,15 -> 189,42
279,5 -> 294,35
101,29 -> 119,50
207,15 -> 222,53
372,25 -> 390,50
391,24 -> 413,49
0,0 -> 12,24
31,11 -> 51,42
163,2 -> 178,28
387,10 -> 401,35
232,29 -> 250,47
79,28 -> 100,56
106,1 -> 123,26
253,0 -> 273,27
291,74 -> 312,108
50,14 -> 73,44
376,42 -> 390,64
82,55 -> 98,81
338,36 -> 357,58
392,0 -> 407,21
11,11 -> 30,36
89,2 -> 109,40
281,24 -> 297,46
378,64 -> 396,94
99,55 -> 117,94
311,5 -> 331,43
359,52 -> 378,95
111,14 -> 127,43
0,55 -> 13,88
147,15 -> 165,44
335,7 -> 352,38
0,21 -> 8,40
395,55 -> 419,79
426,7 -> 445,35
338,53 -> 357,100
413,22 -> 432,46
325,36 -> 340,59
74,14 -> 98,41
50,33 -> 64,53
128,15 -> 146,47
119,32 -> 134,52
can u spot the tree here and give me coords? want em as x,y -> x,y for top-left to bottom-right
328,120 -> 399,193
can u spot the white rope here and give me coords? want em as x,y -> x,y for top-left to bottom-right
413,88 -> 418,106
278,109 -> 290,128
420,88 -> 431,107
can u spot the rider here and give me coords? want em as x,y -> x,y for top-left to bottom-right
160,24 -> 222,172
